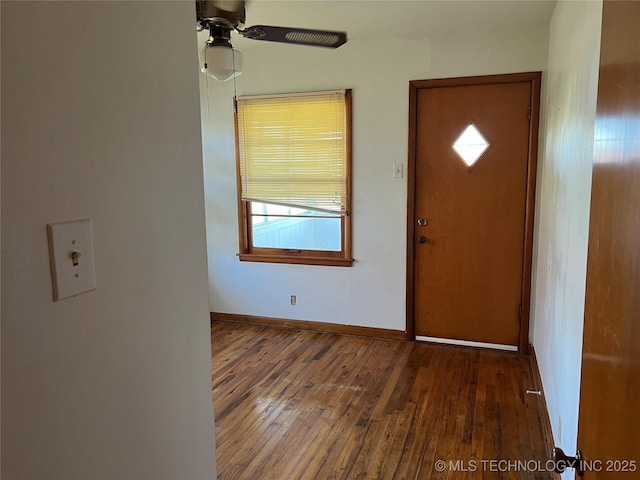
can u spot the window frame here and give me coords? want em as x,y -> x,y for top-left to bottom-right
234,89 -> 353,267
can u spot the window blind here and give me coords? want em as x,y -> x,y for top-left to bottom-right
236,90 -> 348,214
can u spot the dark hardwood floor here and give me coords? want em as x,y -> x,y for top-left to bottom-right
211,321 -> 552,480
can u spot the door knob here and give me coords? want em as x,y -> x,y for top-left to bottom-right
418,236 -> 427,244
417,218 -> 428,227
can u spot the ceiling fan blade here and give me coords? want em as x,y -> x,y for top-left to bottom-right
240,25 -> 347,48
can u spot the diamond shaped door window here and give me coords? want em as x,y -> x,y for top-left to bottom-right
453,124 -> 491,167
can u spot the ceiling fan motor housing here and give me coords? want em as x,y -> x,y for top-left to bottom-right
196,0 -> 246,30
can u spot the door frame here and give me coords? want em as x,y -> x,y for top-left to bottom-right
405,72 -> 541,353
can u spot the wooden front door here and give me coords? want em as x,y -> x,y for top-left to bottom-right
408,74 -> 540,351
576,1 -> 640,476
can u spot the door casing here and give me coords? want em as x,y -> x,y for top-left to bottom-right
405,72 -> 541,353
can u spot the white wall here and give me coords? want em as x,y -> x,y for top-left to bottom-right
530,0 -> 602,472
202,26 -> 548,331
1,2 -> 216,479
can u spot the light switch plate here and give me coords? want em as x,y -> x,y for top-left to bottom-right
393,163 -> 404,178
47,219 -> 96,301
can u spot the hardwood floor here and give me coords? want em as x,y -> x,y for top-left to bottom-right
211,321 -> 552,480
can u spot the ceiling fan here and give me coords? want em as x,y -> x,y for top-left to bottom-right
196,0 -> 348,81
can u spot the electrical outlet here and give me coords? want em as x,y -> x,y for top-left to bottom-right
290,295 -> 297,306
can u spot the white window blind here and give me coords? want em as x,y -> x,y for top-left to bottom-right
236,90 -> 348,214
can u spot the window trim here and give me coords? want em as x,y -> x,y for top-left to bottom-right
234,89 -> 353,267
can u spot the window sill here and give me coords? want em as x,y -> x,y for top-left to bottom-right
238,253 -> 353,267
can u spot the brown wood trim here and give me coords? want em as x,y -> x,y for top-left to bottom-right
529,345 -> 561,479
211,312 -> 409,341
237,253 -> 353,267
344,89 -> 353,260
410,72 -> 543,89
250,246 -> 346,259
234,97 -> 250,255
519,72 -> 542,355
405,82 -> 419,341
406,72 -> 541,353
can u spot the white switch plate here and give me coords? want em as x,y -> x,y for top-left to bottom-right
393,163 -> 404,178
47,219 -> 96,301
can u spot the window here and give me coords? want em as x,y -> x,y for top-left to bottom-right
234,89 -> 352,266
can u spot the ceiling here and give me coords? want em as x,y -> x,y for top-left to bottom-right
210,0 -> 557,49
